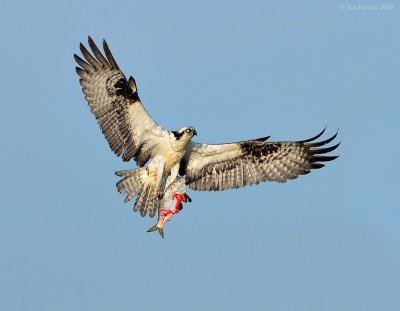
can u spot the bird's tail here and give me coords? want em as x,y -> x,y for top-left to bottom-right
115,168 -> 160,217
115,168 -> 146,203
147,224 -> 164,239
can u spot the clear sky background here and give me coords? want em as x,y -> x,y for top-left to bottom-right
1,1 -> 399,310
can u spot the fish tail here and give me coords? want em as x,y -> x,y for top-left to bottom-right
159,227 -> 164,239
147,224 -> 159,232
147,224 -> 165,239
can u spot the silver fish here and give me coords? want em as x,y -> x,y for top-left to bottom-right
147,177 -> 192,238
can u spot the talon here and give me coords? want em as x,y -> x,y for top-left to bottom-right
184,193 -> 192,202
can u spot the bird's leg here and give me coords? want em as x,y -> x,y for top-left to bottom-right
154,159 -> 165,199
156,173 -> 169,200
165,165 -> 180,190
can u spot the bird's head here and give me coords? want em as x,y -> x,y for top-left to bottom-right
172,126 -> 197,141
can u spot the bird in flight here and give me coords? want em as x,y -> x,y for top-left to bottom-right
74,37 -> 340,219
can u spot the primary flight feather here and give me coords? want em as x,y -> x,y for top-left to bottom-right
75,36 -> 339,218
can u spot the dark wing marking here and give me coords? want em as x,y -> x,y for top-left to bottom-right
181,128 -> 340,191
75,36 -> 170,165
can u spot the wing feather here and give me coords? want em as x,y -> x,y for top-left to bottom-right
88,36 -> 111,67
75,36 -> 170,164
181,130 -> 339,191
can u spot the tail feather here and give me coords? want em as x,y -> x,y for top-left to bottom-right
139,187 -> 151,217
115,168 -> 145,203
133,187 -> 149,213
147,198 -> 160,218
133,195 -> 141,212
116,167 -> 160,218
115,169 -> 136,177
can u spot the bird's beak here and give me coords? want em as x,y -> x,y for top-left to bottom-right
193,129 -> 197,136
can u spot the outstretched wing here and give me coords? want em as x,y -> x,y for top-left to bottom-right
74,36 -> 170,165
180,129 -> 340,191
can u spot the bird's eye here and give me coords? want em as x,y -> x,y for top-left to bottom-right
185,129 -> 191,133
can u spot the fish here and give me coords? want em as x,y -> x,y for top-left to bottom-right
147,176 -> 192,238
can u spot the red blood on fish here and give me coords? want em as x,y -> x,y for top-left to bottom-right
159,192 -> 187,224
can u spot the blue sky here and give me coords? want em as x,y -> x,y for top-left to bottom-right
1,1 -> 399,310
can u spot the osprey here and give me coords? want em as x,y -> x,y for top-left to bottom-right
75,37 -> 339,218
